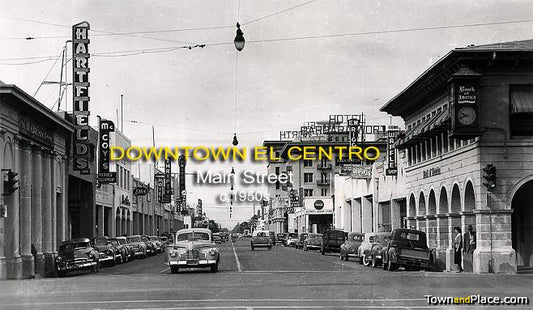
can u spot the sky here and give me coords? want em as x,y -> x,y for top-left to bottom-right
1,0 -> 533,228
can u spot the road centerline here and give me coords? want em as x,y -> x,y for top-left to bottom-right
232,243 -> 243,272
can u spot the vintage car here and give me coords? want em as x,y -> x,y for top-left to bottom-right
340,232 -> 365,261
166,228 -> 220,273
276,233 -> 287,245
149,236 -> 162,253
213,233 -> 223,244
142,235 -> 157,255
321,230 -> 348,255
55,238 -> 99,276
159,236 -> 169,248
303,233 -> 322,251
92,236 -> 121,266
127,235 -> 147,258
296,233 -> 309,250
116,236 -> 134,261
109,237 -> 128,263
286,233 -> 299,247
251,230 -> 272,250
357,232 -> 391,267
382,228 -> 435,271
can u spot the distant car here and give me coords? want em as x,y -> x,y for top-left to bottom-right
142,235 -> 157,255
109,237 -> 128,263
358,232 -> 391,267
251,230 -> 272,250
159,236 -> 169,248
231,233 -> 239,242
127,235 -> 147,259
116,236 -> 134,261
213,233 -> 223,244
149,236 -> 162,253
55,238 -> 99,277
381,229 -> 435,271
268,231 -> 276,245
166,228 -> 220,273
321,230 -> 347,255
296,233 -> 309,250
276,233 -> 287,245
339,232 -> 365,261
286,233 -> 298,247
303,233 -> 322,251
91,236 -> 121,266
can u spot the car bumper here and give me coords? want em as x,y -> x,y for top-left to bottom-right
99,256 -> 114,262
397,256 -> 433,268
169,259 -> 217,267
57,261 -> 97,271
252,244 -> 271,247
306,244 -> 321,249
133,251 -> 145,257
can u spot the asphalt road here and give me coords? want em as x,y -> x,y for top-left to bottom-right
1,239 -> 532,309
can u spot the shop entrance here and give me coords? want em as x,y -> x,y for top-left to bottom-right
511,179 -> 533,273
308,214 -> 332,233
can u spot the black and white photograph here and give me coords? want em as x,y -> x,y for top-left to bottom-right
0,1 -> 532,309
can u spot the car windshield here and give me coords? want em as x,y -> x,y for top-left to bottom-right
117,239 -> 126,245
176,232 -> 210,242
149,237 -> 158,241
128,237 -> 141,243
288,233 -> 298,238
109,239 -> 119,246
59,242 -> 89,252
309,234 -> 321,239
254,231 -> 268,237
141,237 -> 149,242
94,238 -> 108,246
160,237 -> 167,241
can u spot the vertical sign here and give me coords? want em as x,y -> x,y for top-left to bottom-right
155,173 -> 164,203
386,130 -> 399,176
98,118 -> 116,183
197,199 -> 203,216
72,21 -> 91,174
162,158 -> 171,203
178,155 -> 186,207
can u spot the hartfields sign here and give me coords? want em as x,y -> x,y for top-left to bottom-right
72,21 -> 91,174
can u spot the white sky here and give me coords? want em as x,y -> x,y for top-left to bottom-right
1,0 -> 532,228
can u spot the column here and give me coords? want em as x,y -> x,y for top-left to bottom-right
20,141 -> 34,278
446,214 -> 462,272
362,196 -> 373,233
6,136 -> 22,279
98,205 -> 105,236
31,146 -> 44,276
461,211 -> 476,272
56,157 -> 67,243
390,199 -> 401,230
352,198 -> 362,233
50,154 -> 57,256
435,214 -> 448,270
41,150 -> 54,276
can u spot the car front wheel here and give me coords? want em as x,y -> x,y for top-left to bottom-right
363,254 -> 371,266
371,256 -> 378,268
387,259 -> 397,271
170,266 -> 179,274
210,264 -> 219,273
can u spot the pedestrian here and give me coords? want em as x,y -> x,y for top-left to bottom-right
453,226 -> 463,273
463,225 -> 476,272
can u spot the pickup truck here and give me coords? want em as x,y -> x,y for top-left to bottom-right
321,230 -> 347,255
251,230 -> 272,250
381,228 -> 435,271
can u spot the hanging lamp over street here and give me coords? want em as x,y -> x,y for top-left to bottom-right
232,133 -> 239,146
234,22 -> 245,51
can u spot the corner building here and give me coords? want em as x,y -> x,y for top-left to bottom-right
381,39 -> 533,273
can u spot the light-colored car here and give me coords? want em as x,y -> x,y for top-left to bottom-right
286,233 -> 298,247
166,228 -> 220,274
251,230 -> 272,250
303,233 -> 322,251
127,235 -> 147,259
358,232 -> 391,268
340,232 -> 365,261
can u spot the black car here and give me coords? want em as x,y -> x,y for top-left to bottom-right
55,238 -> 99,277
276,233 -> 287,245
321,230 -> 347,255
381,228 -> 435,271
92,236 -> 121,266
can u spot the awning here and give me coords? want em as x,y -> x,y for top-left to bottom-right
395,107 -> 450,149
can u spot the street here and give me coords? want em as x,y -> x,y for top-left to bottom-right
1,239 -> 532,310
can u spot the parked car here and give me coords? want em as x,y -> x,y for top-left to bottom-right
231,233 -> 239,243
166,228 -> 220,273
159,236 -> 169,248
149,236 -> 162,253
339,232 -> 365,261
142,235 -> 157,255
116,236 -> 134,261
127,235 -> 147,259
268,231 -> 276,245
55,238 -> 99,277
251,230 -> 272,250
382,229 -> 435,271
296,233 -> 309,250
109,237 -> 128,263
321,230 -> 347,255
286,233 -> 299,247
213,233 -> 223,244
303,233 -> 322,251
91,236 -> 120,266
357,232 -> 391,267
276,233 -> 287,245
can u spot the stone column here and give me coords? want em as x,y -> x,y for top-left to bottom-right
426,216 -> 438,249
6,135 -> 22,279
362,196 -> 373,233
446,214 -> 462,272
20,141 -> 34,278
56,157 -> 67,243
41,150 -> 54,276
98,205 -> 105,236
390,199 -> 402,230
50,154 -> 57,255
473,209 -> 516,274
352,198 -> 362,233
31,146 -> 44,276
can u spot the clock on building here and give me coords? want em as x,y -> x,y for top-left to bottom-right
457,106 -> 477,125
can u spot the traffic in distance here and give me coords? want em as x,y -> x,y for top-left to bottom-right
55,226 -> 435,277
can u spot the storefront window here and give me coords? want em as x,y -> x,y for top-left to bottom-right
510,84 -> 533,136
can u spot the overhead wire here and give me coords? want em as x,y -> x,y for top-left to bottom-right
242,0 -> 319,26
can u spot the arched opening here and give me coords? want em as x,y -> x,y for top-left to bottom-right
512,180 -> 533,272
428,190 -> 437,215
408,194 -> 416,217
450,184 -> 461,213
418,192 -> 426,216
438,187 -> 448,214
464,181 -> 475,212
438,187 -> 449,250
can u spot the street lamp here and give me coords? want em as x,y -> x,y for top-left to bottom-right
234,23 -> 245,51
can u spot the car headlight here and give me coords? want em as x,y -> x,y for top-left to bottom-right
88,252 -> 95,259
209,248 -> 218,256
107,249 -> 114,255
170,250 -> 178,257
55,256 -> 63,263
